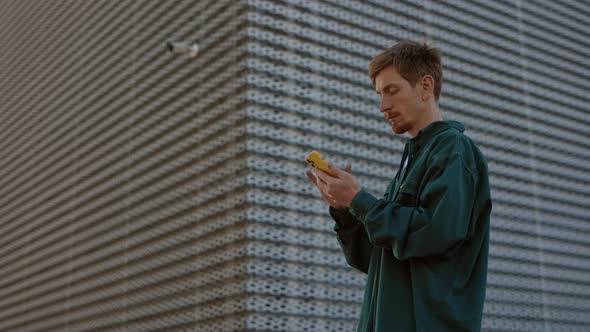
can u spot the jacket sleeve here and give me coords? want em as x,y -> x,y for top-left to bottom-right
330,206 -> 372,274
348,153 -> 477,260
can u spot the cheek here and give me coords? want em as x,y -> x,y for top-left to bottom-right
392,94 -> 410,111
381,95 -> 393,108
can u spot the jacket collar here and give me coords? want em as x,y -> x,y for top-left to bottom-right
405,120 -> 465,157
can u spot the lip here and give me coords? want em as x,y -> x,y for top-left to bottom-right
385,113 -> 400,122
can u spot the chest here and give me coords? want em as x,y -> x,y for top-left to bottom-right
385,150 -> 430,207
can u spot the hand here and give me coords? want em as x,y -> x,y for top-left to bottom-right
305,162 -> 360,209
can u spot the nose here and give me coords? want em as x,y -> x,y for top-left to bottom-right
380,96 -> 391,113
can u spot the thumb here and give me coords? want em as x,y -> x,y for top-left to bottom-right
344,162 -> 352,174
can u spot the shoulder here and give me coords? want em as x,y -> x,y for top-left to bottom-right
428,128 -> 487,174
428,128 -> 471,159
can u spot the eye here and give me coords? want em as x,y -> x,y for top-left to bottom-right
386,87 -> 397,96
377,86 -> 398,97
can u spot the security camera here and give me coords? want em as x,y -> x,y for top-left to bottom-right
166,41 -> 199,58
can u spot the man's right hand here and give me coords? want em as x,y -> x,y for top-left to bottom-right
305,162 -> 352,209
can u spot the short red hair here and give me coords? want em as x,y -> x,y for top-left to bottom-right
369,40 -> 443,101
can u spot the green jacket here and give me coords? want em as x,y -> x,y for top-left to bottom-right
331,120 -> 492,332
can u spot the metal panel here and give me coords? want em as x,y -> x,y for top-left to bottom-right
244,0 -> 590,331
0,0 -> 589,331
0,0 -> 249,331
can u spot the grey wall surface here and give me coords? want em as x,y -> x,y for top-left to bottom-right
0,0 -> 250,331
0,0 -> 589,331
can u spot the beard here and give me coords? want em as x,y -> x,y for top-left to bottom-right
391,120 -> 410,135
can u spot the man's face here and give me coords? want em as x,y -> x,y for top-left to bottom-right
374,66 -> 423,136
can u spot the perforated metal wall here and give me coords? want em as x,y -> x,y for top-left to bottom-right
0,0 -> 250,331
243,0 -> 590,331
0,0 -> 589,331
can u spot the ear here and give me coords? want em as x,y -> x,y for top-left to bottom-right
419,75 -> 435,101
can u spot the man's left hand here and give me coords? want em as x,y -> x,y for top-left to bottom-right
315,162 -> 361,208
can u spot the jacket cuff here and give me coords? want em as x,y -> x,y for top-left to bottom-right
329,206 -> 357,228
349,189 -> 379,222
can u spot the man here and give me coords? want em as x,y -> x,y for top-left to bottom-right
305,40 -> 492,331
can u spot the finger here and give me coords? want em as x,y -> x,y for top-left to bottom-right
315,168 -> 332,184
316,175 -> 329,193
344,162 -> 352,173
318,186 -> 334,201
327,161 -> 341,176
305,169 -> 317,185
314,177 -> 334,203
314,170 -> 327,185
318,185 -> 332,197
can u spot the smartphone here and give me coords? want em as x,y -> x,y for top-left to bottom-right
305,150 -> 337,176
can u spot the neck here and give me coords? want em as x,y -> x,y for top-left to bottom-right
408,104 -> 443,137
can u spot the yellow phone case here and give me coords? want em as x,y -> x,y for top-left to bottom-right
305,150 -> 336,176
